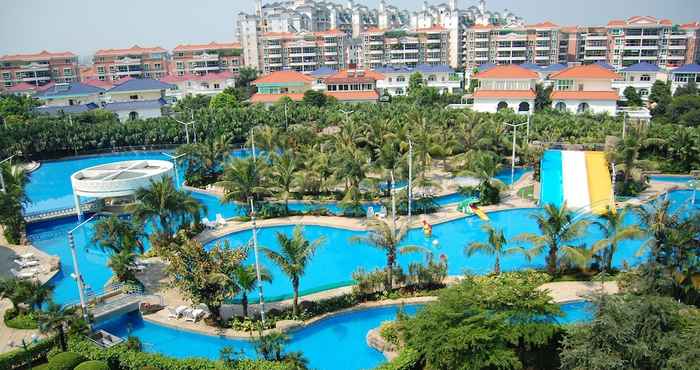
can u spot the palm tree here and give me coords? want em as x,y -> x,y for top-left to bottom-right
350,219 -> 424,290
218,157 -> 266,213
128,177 -> 204,238
233,264 -> 272,317
465,224 -> 526,275
37,302 -> 78,352
268,152 -> 297,214
175,135 -> 232,185
590,206 -> 644,272
107,249 -> 138,283
0,278 -> 34,313
91,215 -> 145,254
261,226 -> 325,316
515,203 -> 590,275
0,162 -> 28,244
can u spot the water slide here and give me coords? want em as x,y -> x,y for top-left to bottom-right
539,150 -> 613,215
561,151 -> 591,210
539,150 -> 564,207
469,204 -> 490,221
585,151 -> 614,214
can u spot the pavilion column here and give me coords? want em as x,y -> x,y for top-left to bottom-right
73,192 -> 83,222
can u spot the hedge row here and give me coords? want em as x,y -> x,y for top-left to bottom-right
64,337 -> 292,370
0,337 -> 57,370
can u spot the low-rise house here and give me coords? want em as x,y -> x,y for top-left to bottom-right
34,82 -> 105,107
549,64 -> 620,114
323,69 -> 382,103
250,70 -> 315,105
160,71 -> 236,101
375,64 -> 462,96
103,79 -> 174,120
670,64 -> 700,94
612,62 -> 666,101
471,64 -> 538,114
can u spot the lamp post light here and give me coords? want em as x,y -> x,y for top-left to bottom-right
407,138 -> 413,221
68,213 -> 98,324
248,197 -> 266,324
339,108 -> 354,126
0,151 -> 21,193
503,122 -> 527,186
174,110 -> 196,144
162,152 -> 185,189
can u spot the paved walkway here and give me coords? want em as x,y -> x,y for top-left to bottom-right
0,299 -> 43,354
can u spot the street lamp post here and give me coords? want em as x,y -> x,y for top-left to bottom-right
68,213 -> 98,324
284,102 -> 289,130
390,170 -> 397,236
0,152 -> 21,193
339,108 -> 354,126
249,197 -> 266,323
503,122 -> 527,186
162,152 -> 185,189
622,112 -> 627,141
174,110 -> 196,144
407,139 -> 413,221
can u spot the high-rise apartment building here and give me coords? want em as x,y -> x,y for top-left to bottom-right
361,26 -> 449,69
93,46 -> 169,81
171,42 -> 243,76
0,50 -> 79,90
261,30 -> 349,73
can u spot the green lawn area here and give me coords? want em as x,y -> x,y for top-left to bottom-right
517,185 -> 534,200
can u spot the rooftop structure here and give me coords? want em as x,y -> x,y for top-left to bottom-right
171,42 -> 243,77
0,50 -> 80,90
93,45 -> 169,81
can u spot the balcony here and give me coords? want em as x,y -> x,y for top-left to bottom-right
584,55 -> 606,60
192,53 -> 219,62
668,45 -> 687,50
192,65 -> 222,72
288,52 -> 318,57
22,75 -> 51,83
114,57 -> 142,66
586,34 -> 608,40
586,45 -> 607,51
669,33 -> 688,39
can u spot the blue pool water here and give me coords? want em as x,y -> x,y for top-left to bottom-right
649,175 -> 694,184
95,300 -> 589,370
540,150 -> 563,207
494,167 -> 532,185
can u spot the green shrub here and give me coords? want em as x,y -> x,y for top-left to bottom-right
48,352 -> 86,370
0,337 -> 57,370
4,308 -> 39,329
34,364 -> 51,370
74,360 -> 109,370
379,322 -> 401,346
140,367 -> 160,370
375,348 -> 421,370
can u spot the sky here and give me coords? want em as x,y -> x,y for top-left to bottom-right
1,0 -> 699,60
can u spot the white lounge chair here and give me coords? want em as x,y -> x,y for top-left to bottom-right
185,308 -> 206,322
201,218 -> 216,229
14,259 -> 39,268
175,305 -> 189,318
215,213 -> 227,226
366,206 -> 375,219
377,207 -> 387,219
167,307 -> 179,319
19,253 -> 36,260
11,268 -> 37,279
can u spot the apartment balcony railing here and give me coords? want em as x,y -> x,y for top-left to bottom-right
668,45 -> 687,50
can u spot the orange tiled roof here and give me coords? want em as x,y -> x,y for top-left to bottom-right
549,64 -> 620,80
0,50 -> 76,62
527,21 -> 559,29
473,90 -> 536,99
250,93 -> 305,103
470,24 -> 494,30
551,91 -> 619,100
474,64 -> 539,79
609,16 -> 674,27
263,32 -> 295,38
326,69 -> 384,81
95,45 -> 166,57
560,26 -> 582,33
362,27 -> 386,34
681,22 -> 700,30
173,42 -> 241,52
415,26 -> 446,33
313,30 -> 345,37
252,70 -> 314,85
326,90 -> 379,101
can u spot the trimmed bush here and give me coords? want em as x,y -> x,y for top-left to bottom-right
0,337 -> 57,370
74,360 -> 109,370
4,308 -> 39,329
140,367 -> 160,370
48,352 -> 86,370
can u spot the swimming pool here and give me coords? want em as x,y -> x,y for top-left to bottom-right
95,299 -> 590,370
649,175 -> 694,184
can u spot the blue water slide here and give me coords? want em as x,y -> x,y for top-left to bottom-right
540,150 -> 564,208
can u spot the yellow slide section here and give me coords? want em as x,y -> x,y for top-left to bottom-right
585,151 -> 614,214
470,205 -> 490,221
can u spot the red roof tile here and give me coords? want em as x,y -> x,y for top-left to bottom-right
252,70 -> 314,85
263,32 -> 295,38
326,90 -> 378,101
250,93 -> 305,103
0,50 -> 76,62
415,26 -> 447,33
473,90 -> 536,99
549,64 -> 620,80
313,30 -> 345,37
551,91 -> 619,100
681,22 -> 700,30
173,42 -> 241,52
94,45 -> 166,57
362,27 -> 386,34
470,24 -> 494,30
474,64 -> 539,79
325,69 -> 384,82
6,82 -> 38,92
527,21 -> 559,29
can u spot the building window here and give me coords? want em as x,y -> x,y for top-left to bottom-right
176,62 -> 184,70
397,76 -> 405,82
1,72 -> 10,80
155,63 -> 162,69
557,79 -> 573,91
577,102 -> 590,113
97,66 -> 105,74
518,102 -> 530,112
214,83 -> 220,89
130,95 -> 138,100
640,74 -> 651,82
64,68 -> 73,76
98,76 -> 105,81
129,111 -> 139,120
497,101 -> 509,111
555,102 -> 567,112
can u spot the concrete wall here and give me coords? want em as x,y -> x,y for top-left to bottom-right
113,107 -> 163,121
473,98 -> 534,113
109,90 -> 163,102
552,99 -> 617,115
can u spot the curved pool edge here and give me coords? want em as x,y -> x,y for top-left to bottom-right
141,296 -> 437,340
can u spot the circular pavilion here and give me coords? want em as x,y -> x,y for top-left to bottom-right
70,160 -> 174,218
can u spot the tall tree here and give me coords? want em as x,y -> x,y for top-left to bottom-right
233,264 -> 272,317
623,86 -> 643,107
219,157 -> 266,213
0,162 -> 28,244
515,203 -> 590,275
128,177 -> 204,240
37,302 -> 79,352
590,206 -> 644,272
648,80 -> 672,117
350,219 -> 424,290
175,135 -> 232,186
465,224 -> 526,275
261,226 -> 325,316
267,151 -> 298,214
535,83 -> 553,112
